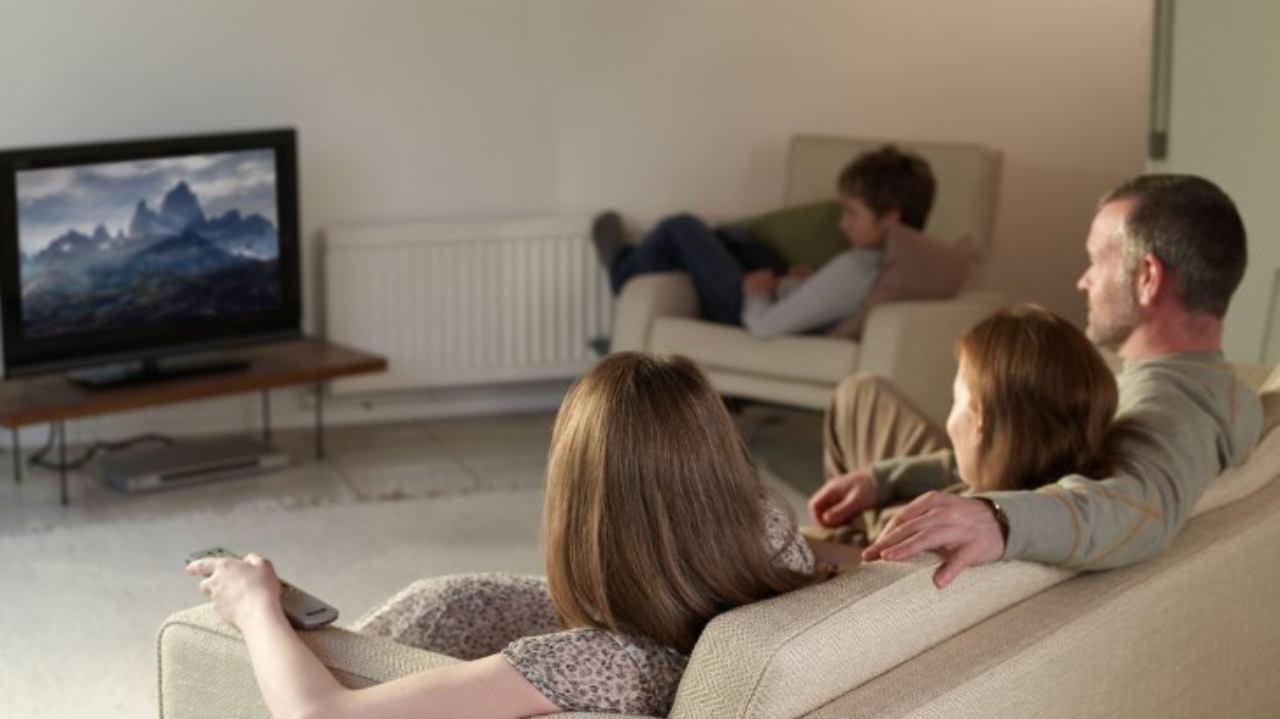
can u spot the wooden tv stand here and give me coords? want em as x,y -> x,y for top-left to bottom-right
0,338 -> 387,505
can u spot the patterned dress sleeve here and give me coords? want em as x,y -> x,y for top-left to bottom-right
502,628 -> 689,717
762,490 -> 816,574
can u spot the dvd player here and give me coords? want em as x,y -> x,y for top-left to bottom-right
95,437 -> 289,493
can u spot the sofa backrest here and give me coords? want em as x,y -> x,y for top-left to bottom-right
670,364 -> 1280,718
817,449 -> 1280,718
670,555 -> 1070,718
782,134 -> 1002,260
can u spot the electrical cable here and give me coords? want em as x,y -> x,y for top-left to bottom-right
28,426 -> 175,471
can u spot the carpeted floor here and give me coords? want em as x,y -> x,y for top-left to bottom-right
1,488 -> 548,718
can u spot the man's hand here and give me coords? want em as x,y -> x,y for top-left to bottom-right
808,470 -> 878,528
862,492 -> 1005,588
742,269 -> 778,298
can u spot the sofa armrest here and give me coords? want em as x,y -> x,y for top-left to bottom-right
157,604 -> 458,719
856,291 -> 1008,424
610,272 -> 699,352
157,604 -> 641,719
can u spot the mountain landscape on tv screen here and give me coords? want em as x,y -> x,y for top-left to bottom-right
20,180 -> 281,339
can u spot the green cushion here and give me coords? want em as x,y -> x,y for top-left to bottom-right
731,200 -> 848,268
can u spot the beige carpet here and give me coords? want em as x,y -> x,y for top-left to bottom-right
0,488 -> 547,718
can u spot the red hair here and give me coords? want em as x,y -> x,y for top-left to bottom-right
958,305 -> 1117,491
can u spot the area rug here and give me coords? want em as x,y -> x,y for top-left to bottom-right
0,488 -> 547,718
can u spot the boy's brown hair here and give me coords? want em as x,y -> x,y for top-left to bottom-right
958,305 -> 1118,492
543,353 -> 812,654
837,145 -> 936,230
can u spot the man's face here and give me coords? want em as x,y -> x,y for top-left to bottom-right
1077,200 -> 1140,350
839,196 -> 897,249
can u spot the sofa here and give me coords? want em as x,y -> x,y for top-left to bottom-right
611,134 -> 1006,423
158,365 -> 1280,718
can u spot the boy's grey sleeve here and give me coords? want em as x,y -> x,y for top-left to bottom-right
740,251 -> 879,337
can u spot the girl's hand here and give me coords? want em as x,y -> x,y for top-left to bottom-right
185,553 -> 283,629
787,264 -> 815,280
808,470 -> 878,528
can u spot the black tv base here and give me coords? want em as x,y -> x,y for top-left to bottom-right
68,352 -> 251,388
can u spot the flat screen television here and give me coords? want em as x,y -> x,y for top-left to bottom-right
0,128 -> 301,383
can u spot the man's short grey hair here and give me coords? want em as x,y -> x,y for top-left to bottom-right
1101,174 -> 1247,318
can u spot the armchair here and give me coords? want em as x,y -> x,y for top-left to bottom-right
611,134 -> 1006,423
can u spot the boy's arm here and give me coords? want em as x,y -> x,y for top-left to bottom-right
741,250 -> 880,337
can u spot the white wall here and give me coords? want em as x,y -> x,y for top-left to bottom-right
1148,0 -> 1280,364
0,0 -> 1150,436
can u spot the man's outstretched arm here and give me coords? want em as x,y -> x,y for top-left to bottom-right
864,364 -> 1262,585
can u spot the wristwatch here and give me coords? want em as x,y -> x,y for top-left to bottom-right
977,497 -> 1010,544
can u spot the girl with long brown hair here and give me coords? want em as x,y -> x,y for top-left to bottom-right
185,352 -> 814,718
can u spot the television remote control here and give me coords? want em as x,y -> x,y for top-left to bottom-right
185,547 -> 339,630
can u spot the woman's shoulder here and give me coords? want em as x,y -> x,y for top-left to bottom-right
502,627 -> 688,716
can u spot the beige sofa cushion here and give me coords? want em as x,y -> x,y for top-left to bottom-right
1196,364 -> 1280,512
828,227 -> 975,339
649,316 -> 860,384
810,459 -> 1280,718
672,556 -> 1071,718
1261,364 -> 1280,437
673,404 -> 1280,718
1194,423 -> 1280,513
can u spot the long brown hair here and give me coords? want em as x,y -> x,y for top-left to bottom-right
959,305 -> 1117,491
542,353 -> 812,654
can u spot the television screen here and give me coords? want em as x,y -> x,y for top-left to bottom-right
18,150 -> 283,339
0,129 -> 301,378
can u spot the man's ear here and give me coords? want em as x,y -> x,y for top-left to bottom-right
1134,253 -> 1166,307
878,207 -> 903,228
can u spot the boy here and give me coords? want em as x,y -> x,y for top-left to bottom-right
591,145 -> 935,337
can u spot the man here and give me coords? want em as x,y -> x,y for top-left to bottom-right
590,146 -> 935,337
808,174 -> 1263,587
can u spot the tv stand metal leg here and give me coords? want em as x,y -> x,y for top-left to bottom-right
57,421 -> 68,506
11,428 -> 20,484
314,383 -> 325,461
261,390 -> 272,445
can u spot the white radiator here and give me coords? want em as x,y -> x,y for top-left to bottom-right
323,216 -> 612,395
